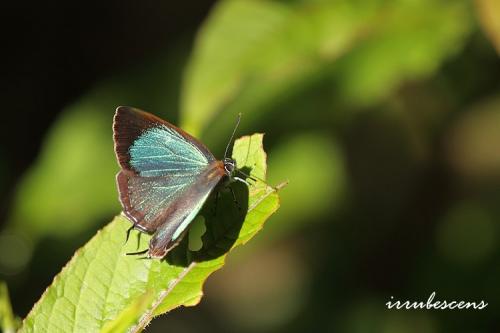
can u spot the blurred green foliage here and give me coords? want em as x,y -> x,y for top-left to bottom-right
2,0 -> 500,332
183,0 -> 473,149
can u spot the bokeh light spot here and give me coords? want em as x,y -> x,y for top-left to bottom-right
436,202 -> 496,266
0,232 -> 33,276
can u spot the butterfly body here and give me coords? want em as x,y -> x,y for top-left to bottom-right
113,106 -> 236,259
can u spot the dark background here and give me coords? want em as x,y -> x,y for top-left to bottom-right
0,1 -> 213,200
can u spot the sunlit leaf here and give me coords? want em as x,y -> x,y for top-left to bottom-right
19,134 -> 283,332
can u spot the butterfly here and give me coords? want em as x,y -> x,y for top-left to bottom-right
113,106 -> 249,259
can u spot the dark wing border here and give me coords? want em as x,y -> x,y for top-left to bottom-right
116,171 -> 149,231
113,106 -> 215,173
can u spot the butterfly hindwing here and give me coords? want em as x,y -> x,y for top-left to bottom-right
117,171 -> 197,233
145,162 -> 225,258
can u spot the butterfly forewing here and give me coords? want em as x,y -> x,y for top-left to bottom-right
128,124 -> 212,177
114,106 -> 215,174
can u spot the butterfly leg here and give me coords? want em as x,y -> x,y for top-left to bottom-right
125,225 -> 143,250
124,225 -> 135,245
126,248 -> 149,256
136,232 -> 142,250
213,190 -> 220,216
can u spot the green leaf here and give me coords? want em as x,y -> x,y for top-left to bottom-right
0,281 -> 17,333
19,134 -> 283,332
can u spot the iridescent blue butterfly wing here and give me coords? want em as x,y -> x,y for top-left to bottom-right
113,107 -> 225,257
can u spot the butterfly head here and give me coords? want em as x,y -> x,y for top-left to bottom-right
223,157 -> 236,176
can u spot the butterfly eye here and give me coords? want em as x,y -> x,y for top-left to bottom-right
224,158 -> 236,174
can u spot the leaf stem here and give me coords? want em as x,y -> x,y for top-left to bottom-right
128,262 -> 197,333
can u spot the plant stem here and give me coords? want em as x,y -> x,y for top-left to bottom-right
128,262 -> 197,333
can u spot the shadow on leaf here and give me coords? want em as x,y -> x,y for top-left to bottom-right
193,181 -> 249,262
124,180 -> 249,268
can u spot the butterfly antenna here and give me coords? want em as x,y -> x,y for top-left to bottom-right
224,113 -> 242,159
